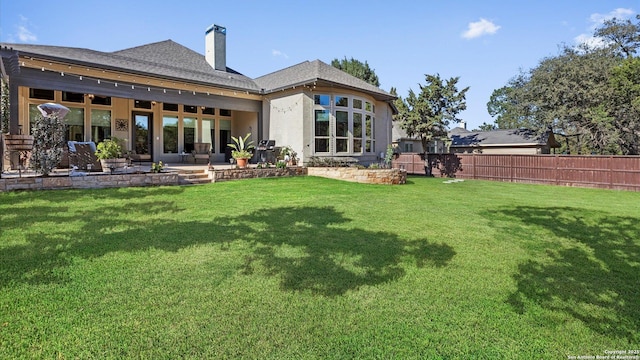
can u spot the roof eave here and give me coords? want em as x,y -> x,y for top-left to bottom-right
15,49 -> 262,94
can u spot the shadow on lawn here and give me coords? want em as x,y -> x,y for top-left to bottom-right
0,200 -> 455,297
489,206 -> 639,343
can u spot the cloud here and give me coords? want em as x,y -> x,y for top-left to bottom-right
575,7 -> 636,48
272,49 -> 289,59
589,8 -> 635,28
462,18 -> 501,39
17,25 -> 37,42
6,15 -> 37,43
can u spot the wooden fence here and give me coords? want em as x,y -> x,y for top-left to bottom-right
392,153 -> 640,191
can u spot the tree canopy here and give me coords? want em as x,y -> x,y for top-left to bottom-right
394,74 -> 469,152
485,15 -> 640,154
331,57 -> 380,87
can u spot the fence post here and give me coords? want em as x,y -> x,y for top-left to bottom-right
510,155 -> 514,183
472,154 -> 477,179
609,156 -> 614,189
555,155 -> 559,186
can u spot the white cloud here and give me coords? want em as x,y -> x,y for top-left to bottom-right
272,49 -> 289,59
17,25 -> 37,42
589,8 -> 635,28
575,8 -> 636,49
6,15 -> 37,43
462,18 -> 501,39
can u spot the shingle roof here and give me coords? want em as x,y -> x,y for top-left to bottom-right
450,129 -> 552,147
255,60 -> 395,101
3,42 -> 396,101
2,41 -> 261,92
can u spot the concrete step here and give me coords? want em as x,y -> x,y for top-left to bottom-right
177,171 -> 210,185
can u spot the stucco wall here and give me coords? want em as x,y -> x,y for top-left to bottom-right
265,93 -> 305,161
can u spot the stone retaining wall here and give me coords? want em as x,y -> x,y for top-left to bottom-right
307,167 -> 406,185
0,172 -> 179,192
210,167 -> 307,182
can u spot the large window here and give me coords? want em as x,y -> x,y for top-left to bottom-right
183,117 -> 196,153
163,116 -> 178,153
91,109 -> 111,143
219,119 -> 231,153
314,110 -> 330,153
202,119 -> 215,152
353,113 -> 363,153
335,110 -> 349,153
365,114 -> 373,152
66,108 -> 85,142
312,94 -> 375,155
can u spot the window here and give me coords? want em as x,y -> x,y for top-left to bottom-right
353,113 -> 363,153
163,116 -> 178,153
203,107 -> 215,115
184,105 -> 197,113
314,95 -> 330,106
314,110 -> 330,153
219,119 -> 231,153
91,109 -> 111,143
91,95 -> 111,106
66,108 -> 85,142
134,100 -> 152,109
404,143 -> 413,152
202,119 -> 215,153
220,109 -> 232,117
365,114 -> 373,152
29,88 -> 54,100
312,95 -> 375,156
183,117 -> 196,153
335,96 -> 348,107
163,103 -> 179,112
62,92 -> 84,103
335,110 -> 348,153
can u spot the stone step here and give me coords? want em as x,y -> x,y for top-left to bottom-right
177,171 -> 210,185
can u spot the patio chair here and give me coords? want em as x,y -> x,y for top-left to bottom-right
68,141 -> 102,171
130,151 -> 151,165
191,143 -> 211,164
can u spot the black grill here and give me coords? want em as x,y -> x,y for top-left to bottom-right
257,140 -> 276,163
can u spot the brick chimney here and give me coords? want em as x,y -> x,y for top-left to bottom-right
205,24 -> 226,71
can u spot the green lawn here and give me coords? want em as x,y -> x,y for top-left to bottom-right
1,176 -> 638,359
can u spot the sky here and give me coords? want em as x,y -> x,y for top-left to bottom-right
1,0 -> 638,131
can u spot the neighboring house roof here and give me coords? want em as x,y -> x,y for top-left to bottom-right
450,128 -> 559,148
1,41 -> 261,92
255,59 -> 395,101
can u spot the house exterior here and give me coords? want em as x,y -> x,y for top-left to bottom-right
449,128 -> 560,154
1,24 -> 396,169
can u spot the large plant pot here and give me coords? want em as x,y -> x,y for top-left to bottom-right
100,158 -> 128,173
3,134 -> 34,151
236,158 -> 249,168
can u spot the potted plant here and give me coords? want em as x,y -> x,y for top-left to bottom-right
279,145 -> 298,166
227,133 -> 255,168
95,137 -> 127,172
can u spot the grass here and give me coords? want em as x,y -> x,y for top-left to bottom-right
1,176 -> 638,359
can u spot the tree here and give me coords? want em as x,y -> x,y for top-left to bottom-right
484,15 -> 640,154
30,112 -> 67,176
609,57 -> 640,154
486,77 -> 537,130
476,122 -> 497,131
1,77 -> 9,133
594,15 -> 640,58
331,57 -> 380,87
395,74 -> 469,153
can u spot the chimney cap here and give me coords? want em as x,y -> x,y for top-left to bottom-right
206,24 -> 226,35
